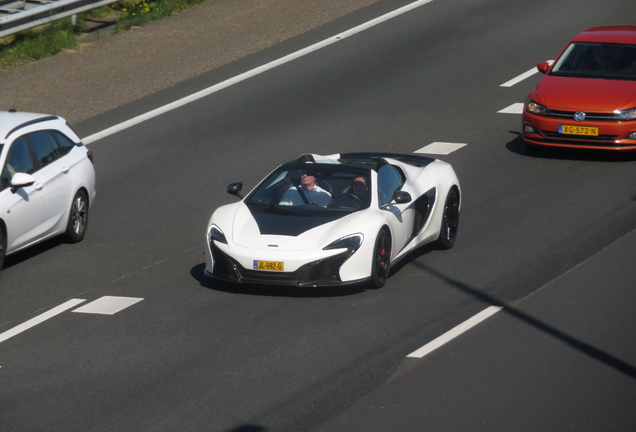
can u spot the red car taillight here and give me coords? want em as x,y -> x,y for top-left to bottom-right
87,150 -> 94,164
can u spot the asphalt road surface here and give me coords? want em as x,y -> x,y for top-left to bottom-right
1,0 -> 636,431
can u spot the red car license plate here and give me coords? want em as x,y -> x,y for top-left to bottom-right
558,125 -> 599,136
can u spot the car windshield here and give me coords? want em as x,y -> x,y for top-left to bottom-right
246,162 -> 373,216
550,42 -> 636,80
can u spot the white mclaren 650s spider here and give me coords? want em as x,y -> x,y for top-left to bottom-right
204,152 -> 460,288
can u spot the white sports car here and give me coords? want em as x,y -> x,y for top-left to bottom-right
204,153 -> 460,288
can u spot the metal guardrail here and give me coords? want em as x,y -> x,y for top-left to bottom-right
0,0 -> 118,38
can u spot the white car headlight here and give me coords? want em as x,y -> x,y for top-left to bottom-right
613,107 -> 636,121
525,99 -> 549,116
323,233 -> 364,258
208,224 -> 227,244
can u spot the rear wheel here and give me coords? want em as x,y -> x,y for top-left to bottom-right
369,229 -> 391,288
64,190 -> 89,243
435,188 -> 459,250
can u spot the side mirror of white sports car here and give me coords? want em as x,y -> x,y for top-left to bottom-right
10,172 -> 36,194
393,190 -> 411,204
227,181 -> 243,196
380,190 -> 412,209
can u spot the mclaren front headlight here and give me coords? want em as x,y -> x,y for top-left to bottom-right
208,224 -> 227,244
525,99 -> 549,116
323,233 -> 364,258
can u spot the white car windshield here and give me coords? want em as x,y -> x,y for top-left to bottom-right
246,163 -> 372,214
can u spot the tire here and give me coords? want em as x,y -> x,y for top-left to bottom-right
435,188 -> 459,250
64,190 -> 89,243
369,229 -> 391,288
0,227 -> 6,274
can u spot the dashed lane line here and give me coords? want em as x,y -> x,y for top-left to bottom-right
498,103 -> 524,114
415,142 -> 467,155
500,61 -> 553,87
72,296 -> 144,315
0,296 -> 144,345
0,299 -> 86,344
500,66 -> 539,87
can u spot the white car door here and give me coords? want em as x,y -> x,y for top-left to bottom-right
27,131 -> 73,233
377,164 -> 414,256
0,137 -> 47,252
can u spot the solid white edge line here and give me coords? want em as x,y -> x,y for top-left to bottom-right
0,299 -> 86,344
407,306 -> 503,358
82,0 -> 435,144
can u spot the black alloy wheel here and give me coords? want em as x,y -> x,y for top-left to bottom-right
369,229 -> 391,288
435,188 -> 459,250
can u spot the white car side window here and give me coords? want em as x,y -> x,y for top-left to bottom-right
377,164 -> 404,206
28,131 -> 57,168
2,137 -> 35,189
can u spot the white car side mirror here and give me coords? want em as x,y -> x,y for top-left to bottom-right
10,172 -> 36,193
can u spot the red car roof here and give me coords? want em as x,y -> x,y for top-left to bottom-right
572,26 -> 636,44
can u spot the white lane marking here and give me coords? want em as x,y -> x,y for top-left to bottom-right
72,296 -> 144,315
415,142 -> 467,155
0,299 -> 86,344
407,306 -> 503,358
500,60 -> 553,87
500,67 -> 539,87
82,0 -> 436,144
498,103 -> 524,114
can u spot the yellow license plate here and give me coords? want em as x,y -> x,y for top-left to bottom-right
253,260 -> 284,271
558,125 -> 599,136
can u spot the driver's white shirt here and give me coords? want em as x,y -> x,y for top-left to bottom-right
280,185 -> 331,207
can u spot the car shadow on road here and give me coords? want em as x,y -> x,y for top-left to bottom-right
190,263 -> 365,298
3,236 -> 63,271
387,243 -> 436,276
506,131 -> 636,162
415,260 -> 636,381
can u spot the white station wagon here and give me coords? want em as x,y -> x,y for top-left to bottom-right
0,111 -> 96,273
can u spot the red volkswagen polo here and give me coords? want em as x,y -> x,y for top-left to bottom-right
522,26 -> 636,151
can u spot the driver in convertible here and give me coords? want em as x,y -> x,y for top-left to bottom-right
351,176 -> 369,202
280,168 -> 331,207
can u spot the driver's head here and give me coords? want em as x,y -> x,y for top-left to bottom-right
352,176 -> 368,197
300,169 -> 316,190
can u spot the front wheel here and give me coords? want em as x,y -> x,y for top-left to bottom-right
369,229 -> 391,288
64,190 -> 89,243
435,188 -> 459,250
